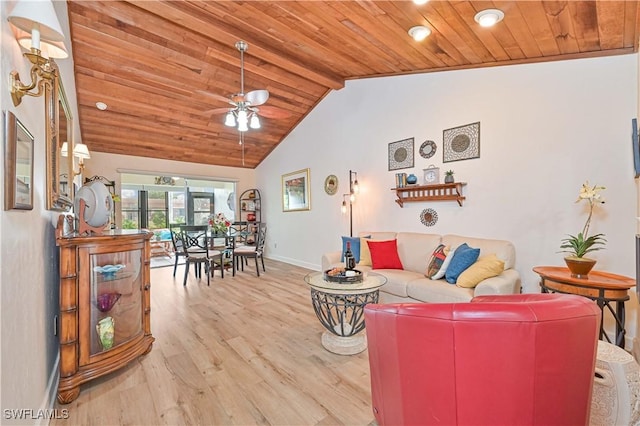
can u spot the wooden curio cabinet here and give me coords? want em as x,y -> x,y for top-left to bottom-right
56,230 -> 154,404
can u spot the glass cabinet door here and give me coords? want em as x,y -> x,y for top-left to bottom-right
86,248 -> 143,358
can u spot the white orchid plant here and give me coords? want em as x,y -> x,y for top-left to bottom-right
559,181 -> 606,258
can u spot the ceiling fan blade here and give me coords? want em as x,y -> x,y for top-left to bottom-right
256,105 -> 292,119
194,90 -> 234,105
246,89 -> 269,106
201,107 -> 232,116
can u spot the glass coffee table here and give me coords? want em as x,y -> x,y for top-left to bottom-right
304,271 -> 387,355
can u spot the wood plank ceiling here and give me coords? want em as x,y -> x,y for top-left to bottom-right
67,1 -> 640,169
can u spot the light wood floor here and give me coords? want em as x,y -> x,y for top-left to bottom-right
52,259 -> 376,425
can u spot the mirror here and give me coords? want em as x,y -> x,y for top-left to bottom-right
45,64 -> 73,211
4,111 -> 34,210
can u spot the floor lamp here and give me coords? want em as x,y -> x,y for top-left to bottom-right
341,170 -> 359,237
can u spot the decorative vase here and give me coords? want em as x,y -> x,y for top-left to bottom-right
96,316 -> 115,350
564,256 -> 597,278
406,174 -> 418,185
445,175 -> 454,184
96,292 -> 121,312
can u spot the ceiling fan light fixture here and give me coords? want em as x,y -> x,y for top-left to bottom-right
474,9 -> 504,27
249,113 -> 261,129
408,26 -> 431,41
224,111 -> 236,127
237,109 -> 249,132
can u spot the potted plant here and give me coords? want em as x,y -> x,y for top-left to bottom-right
444,170 -> 455,183
559,181 -> 606,277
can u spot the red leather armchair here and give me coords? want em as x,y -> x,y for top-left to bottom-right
364,294 -> 601,426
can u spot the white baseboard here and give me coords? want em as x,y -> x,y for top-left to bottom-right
266,255 -> 318,271
37,353 -> 59,426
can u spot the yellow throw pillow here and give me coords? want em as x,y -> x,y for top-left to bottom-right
359,237 -> 372,266
456,254 -> 505,288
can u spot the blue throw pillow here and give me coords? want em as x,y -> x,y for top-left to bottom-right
445,243 -> 480,284
341,236 -> 361,263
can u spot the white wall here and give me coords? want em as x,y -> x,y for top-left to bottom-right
1,0 -> 79,421
258,55 -> 638,343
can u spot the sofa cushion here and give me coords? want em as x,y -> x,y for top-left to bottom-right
395,232 -> 442,274
425,244 -> 448,278
358,236 -> 373,266
368,239 -> 403,269
358,232 -> 399,267
457,254 -> 505,288
407,278 -> 475,303
376,269 -> 424,298
445,243 -> 480,284
442,234 -> 516,270
341,236 -> 361,262
431,245 -> 457,280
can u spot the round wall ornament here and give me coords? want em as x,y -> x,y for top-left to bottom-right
419,140 -> 437,159
324,174 -> 338,195
420,208 -> 438,227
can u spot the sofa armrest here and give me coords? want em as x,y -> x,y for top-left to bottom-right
321,250 -> 342,271
473,269 -> 522,296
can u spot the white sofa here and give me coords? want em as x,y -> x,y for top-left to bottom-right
321,232 -> 521,303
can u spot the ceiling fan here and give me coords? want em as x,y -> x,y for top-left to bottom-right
208,40 -> 290,132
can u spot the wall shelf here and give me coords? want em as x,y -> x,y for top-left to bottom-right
391,182 -> 467,207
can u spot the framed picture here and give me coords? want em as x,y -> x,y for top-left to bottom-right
443,122 -> 480,163
324,174 -> 338,195
389,137 -> 414,171
282,168 -> 311,212
4,111 -> 34,210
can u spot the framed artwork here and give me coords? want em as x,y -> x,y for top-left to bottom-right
4,111 -> 34,210
419,140 -> 437,159
389,137 -> 414,170
443,122 -> 480,163
324,174 -> 338,195
282,168 -> 311,212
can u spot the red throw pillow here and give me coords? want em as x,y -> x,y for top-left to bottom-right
367,239 -> 403,270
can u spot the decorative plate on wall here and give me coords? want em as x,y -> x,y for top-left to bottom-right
419,140 -> 437,159
443,121 -> 480,163
420,208 -> 438,227
324,174 -> 338,195
388,137 -> 415,171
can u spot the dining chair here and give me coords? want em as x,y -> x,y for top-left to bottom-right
179,225 -> 221,286
209,231 -> 234,278
234,223 -> 267,276
169,223 -> 186,277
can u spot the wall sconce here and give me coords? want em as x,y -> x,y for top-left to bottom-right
7,0 -> 67,106
62,142 -> 91,176
341,170 -> 360,237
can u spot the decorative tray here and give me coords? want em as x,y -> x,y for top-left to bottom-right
324,268 -> 363,284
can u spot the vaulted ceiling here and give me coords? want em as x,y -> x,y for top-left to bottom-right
67,1 -> 640,169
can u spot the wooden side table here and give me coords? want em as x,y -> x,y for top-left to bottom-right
533,266 -> 635,348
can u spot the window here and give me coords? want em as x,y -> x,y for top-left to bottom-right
120,173 -> 236,228
121,189 -> 139,229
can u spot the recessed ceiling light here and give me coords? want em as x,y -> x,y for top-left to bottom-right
96,101 -> 108,111
474,9 -> 505,27
408,26 -> 431,42
412,0 -> 429,5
